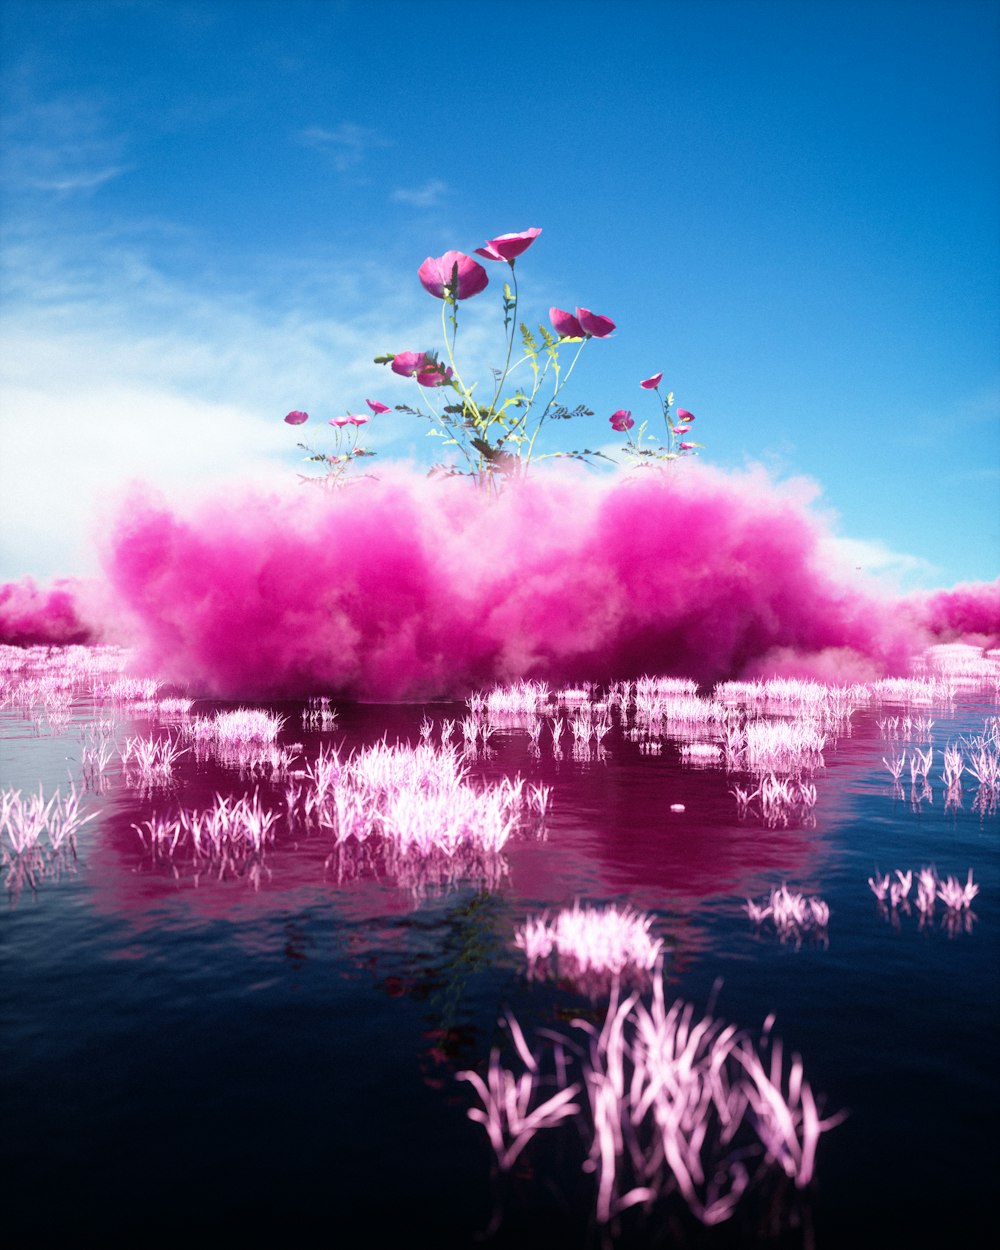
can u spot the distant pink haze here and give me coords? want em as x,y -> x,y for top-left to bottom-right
0,576 -> 115,646
79,466 -> 998,699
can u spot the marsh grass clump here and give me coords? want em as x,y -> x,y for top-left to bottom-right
460,976 -> 842,1229
2,781 -> 96,899
515,902 -> 663,994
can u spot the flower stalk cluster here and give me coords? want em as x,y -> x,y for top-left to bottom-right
283,401 -> 387,490
285,226 -> 703,488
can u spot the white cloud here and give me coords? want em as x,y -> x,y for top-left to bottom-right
297,122 -> 391,173
1,87 -> 130,198
815,533 -> 939,595
0,230 -> 447,579
391,179 -> 449,208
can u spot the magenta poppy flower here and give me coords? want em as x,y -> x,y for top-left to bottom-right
391,351 -> 432,378
679,441 -> 698,450
416,363 -> 453,387
609,409 -> 634,432
284,410 -> 309,425
474,228 -> 542,262
329,417 -> 351,428
366,399 -> 390,414
672,424 -> 691,435
576,307 -> 616,338
347,413 -> 369,426
550,307 -> 585,338
640,373 -> 663,389
417,250 -> 489,300
675,408 -> 695,422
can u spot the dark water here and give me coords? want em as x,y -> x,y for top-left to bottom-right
1,663 -> 997,1249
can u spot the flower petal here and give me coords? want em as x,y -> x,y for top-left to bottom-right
366,399 -> 390,414
550,307 -> 584,338
640,372 -> 663,389
476,228 -> 542,262
391,351 -> 429,377
576,307 -> 616,337
418,250 -> 489,300
283,410 -> 309,425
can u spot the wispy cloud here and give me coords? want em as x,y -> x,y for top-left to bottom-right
815,533 -> 938,594
0,88 -> 130,198
0,226 -> 446,579
298,122 -> 391,173
391,179 -> 449,209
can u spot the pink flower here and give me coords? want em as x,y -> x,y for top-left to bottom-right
391,352 -> 452,386
329,417 -> 351,428
679,441 -> 698,450
550,307 -> 585,338
417,363 -> 453,388
366,399 -> 390,414
284,410 -> 309,425
474,228 -> 542,262
391,351 -> 432,377
576,307 -> 616,338
610,409 -> 634,432
347,413 -> 369,426
672,424 -> 691,435
640,373 -> 663,389
675,408 -> 695,422
418,250 -> 489,300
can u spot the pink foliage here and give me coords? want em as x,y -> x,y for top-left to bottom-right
99,467 -> 994,699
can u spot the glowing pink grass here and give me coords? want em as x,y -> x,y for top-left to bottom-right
515,902 -> 663,980
745,884 -> 830,940
2,782 -> 96,855
732,774 -> 818,827
870,865 -> 979,932
285,740 -> 544,868
120,733 -> 188,781
462,977 -> 841,1227
134,790 -> 279,861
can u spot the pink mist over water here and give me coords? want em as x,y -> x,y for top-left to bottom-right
6,466 -> 999,697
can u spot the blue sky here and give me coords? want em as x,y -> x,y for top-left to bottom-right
1,0 -> 998,589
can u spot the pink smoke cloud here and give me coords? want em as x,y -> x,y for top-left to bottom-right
907,579 -> 1000,648
93,464 -> 996,700
0,576 -> 112,646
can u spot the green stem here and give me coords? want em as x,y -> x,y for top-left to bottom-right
437,299 -> 482,480
522,338 -> 588,472
489,264 -> 518,415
